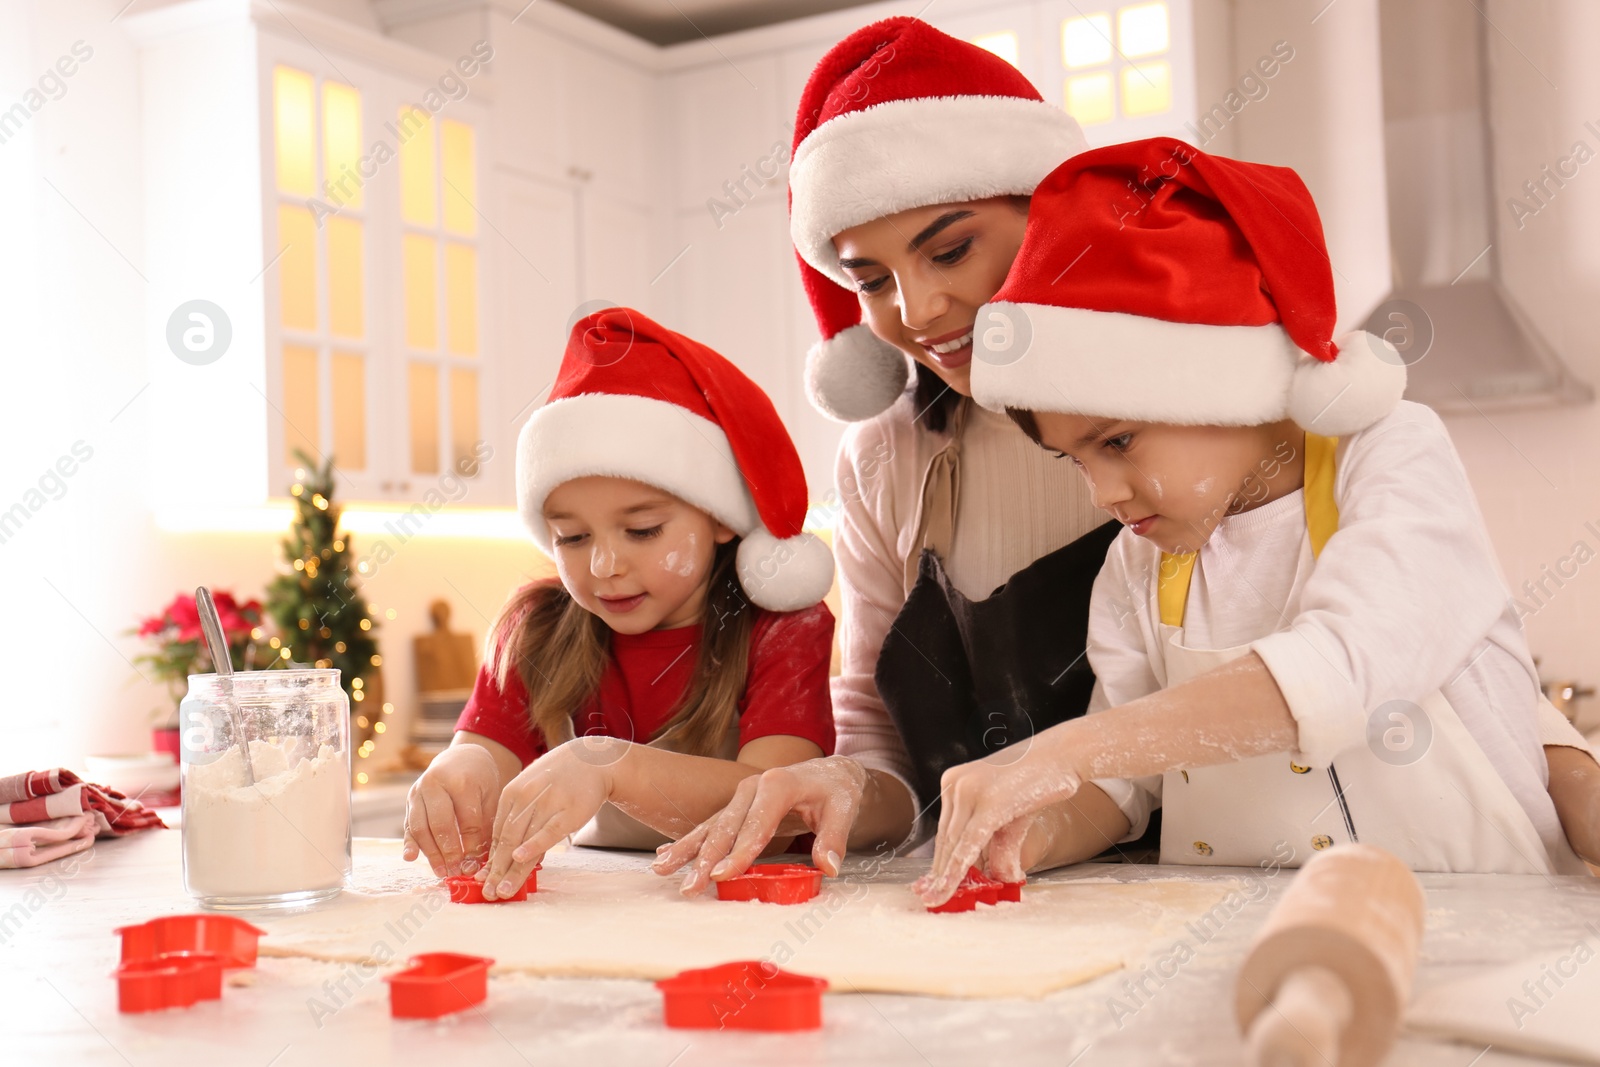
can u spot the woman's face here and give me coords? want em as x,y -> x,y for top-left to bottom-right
832,196 -> 1028,399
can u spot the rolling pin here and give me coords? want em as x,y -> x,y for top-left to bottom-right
1235,844 -> 1427,1067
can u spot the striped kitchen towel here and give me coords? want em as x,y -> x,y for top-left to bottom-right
0,813 -> 97,869
0,769 -> 167,836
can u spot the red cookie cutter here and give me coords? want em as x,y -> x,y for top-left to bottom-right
444,865 -> 540,904
384,952 -> 494,1019
656,960 -> 828,1031
115,914 -> 265,969
715,862 -> 824,905
927,867 -> 1022,913
115,954 -> 224,1013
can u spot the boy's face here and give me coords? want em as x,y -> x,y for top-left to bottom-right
1030,411 -> 1304,555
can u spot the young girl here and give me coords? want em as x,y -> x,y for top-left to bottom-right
402,308 -> 838,899
918,138 -> 1600,903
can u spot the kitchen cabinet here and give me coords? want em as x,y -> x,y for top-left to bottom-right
131,2 -> 501,509
134,0 -> 1200,512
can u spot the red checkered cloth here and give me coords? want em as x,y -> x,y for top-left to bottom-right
0,768 -> 168,838
0,814 -> 97,869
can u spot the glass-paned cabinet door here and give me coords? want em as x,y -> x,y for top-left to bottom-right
265,45 -> 492,504
400,109 -> 484,482
270,63 -> 375,492
931,5 -> 1047,89
1043,0 -> 1196,144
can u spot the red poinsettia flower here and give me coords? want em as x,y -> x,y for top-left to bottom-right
169,596 -> 202,643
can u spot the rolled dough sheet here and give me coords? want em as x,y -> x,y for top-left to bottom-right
255,841 -> 1237,999
1407,945 -> 1600,1065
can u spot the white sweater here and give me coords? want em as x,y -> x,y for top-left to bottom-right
1086,401 -> 1574,864
831,396 -> 1106,843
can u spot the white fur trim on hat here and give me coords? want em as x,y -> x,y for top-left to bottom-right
790,96 -> 1087,288
1287,331 -> 1409,436
970,302 -> 1298,426
517,392 -> 760,553
736,528 -> 835,612
805,322 -> 911,422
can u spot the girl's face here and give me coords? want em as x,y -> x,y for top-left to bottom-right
1030,413 -> 1306,555
832,196 -> 1028,399
543,476 -> 735,634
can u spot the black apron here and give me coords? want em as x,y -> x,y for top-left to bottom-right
871,399 -> 1137,838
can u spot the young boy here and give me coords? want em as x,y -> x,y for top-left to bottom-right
917,138 -> 1600,903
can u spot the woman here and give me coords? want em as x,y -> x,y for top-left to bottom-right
656,16 -> 1600,891
658,17 -> 1140,891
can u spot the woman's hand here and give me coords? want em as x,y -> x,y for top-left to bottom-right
401,743 -> 503,877
915,735 -> 1084,907
651,756 -> 870,894
478,737 -> 623,899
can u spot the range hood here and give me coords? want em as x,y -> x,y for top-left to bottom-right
1371,0 -> 1592,410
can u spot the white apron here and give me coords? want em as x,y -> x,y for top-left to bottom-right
1154,433 -> 1583,875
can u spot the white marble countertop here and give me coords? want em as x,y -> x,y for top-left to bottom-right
4,828 -> 1598,1066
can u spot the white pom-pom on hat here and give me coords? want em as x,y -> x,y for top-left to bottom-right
804,323 -> 911,424
736,528 -> 836,613
1288,331 -> 1409,436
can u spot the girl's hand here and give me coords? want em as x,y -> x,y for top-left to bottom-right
478,737 -> 622,899
915,739 -> 1084,907
401,743 -> 502,877
651,756 -> 868,894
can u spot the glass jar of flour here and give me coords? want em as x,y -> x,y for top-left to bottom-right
180,669 -> 352,909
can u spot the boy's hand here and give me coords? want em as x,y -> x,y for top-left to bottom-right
402,743 -> 501,877
478,738 -> 623,899
915,738 -> 1083,907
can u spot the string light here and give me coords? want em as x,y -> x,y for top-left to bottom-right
359,618 -> 371,631
268,637 -> 281,649
356,715 -> 369,729
371,654 -> 382,666
335,641 -> 347,654
352,690 -> 364,702
352,678 -> 363,690
280,647 -> 292,660
381,703 -> 393,715
355,771 -> 369,785
384,608 -> 397,620
373,721 -> 386,734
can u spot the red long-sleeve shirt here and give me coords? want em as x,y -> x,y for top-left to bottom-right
455,596 -> 836,767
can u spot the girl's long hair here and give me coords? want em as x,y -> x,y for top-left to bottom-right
486,538 -> 756,757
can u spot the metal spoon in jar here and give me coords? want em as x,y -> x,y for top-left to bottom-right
195,586 -> 256,785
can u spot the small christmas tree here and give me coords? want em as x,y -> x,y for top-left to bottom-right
264,451 -> 380,707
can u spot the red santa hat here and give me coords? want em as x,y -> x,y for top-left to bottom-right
517,308 -> 833,613
789,17 -> 1088,422
971,138 -> 1406,436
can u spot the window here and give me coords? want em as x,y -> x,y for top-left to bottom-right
1059,2 -> 1176,128
399,109 -> 482,477
272,65 -> 369,472
970,31 -> 1021,68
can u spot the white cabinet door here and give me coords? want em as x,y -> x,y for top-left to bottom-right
665,55 -> 784,214
566,46 -> 655,202
487,17 -> 571,182
491,172 -> 580,477
670,196 -> 826,469
579,188 -> 662,319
